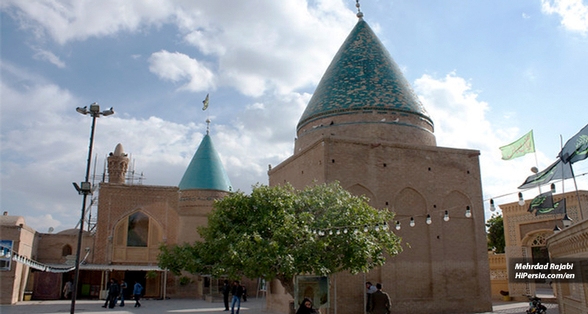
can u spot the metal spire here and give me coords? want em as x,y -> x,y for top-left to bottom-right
206,118 -> 211,135
356,0 -> 363,18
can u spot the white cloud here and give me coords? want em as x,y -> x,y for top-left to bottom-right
413,73 -> 552,217
33,48 -> 66,68
541,0 -> 588,34
0,65 -> 304,231
3,0 -> 354,98
148,50 -> 215,92
2,0 -> 174,44
26,214 -> 63,233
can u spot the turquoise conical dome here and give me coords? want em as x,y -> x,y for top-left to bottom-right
178,134 -> 232,192
297,18 -> 433,135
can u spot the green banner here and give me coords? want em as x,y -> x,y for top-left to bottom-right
500,130 -> 535,160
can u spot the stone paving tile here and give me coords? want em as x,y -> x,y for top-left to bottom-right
0,298 -> 559,314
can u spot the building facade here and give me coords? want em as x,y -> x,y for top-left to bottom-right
501,190 -> 588,302
0,130 -> 235,303
267,15 -> 491,314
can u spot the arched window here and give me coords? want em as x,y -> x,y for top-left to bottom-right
127,212 -> 149,247
62,244 -> 72,256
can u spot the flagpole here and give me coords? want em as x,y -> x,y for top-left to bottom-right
533,151 -> 542,194
569,165 -> 584,220
560,135 -> 565,196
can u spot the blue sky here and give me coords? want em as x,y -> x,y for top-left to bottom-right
1,0 -> 588,233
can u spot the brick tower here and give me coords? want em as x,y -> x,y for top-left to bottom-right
268,13 -> 492,314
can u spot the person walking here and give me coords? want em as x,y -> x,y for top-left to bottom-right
368,283 -> 391,314
133,280 -> 143,308
63,280 -> 72,299
222,280 -> 230,311
241,284 -> 247,302
365,281 -> 377,312
102,278 -> 120,309
230,280 -> 244,314
296,297 -> 320,314
119,280 -> 127,307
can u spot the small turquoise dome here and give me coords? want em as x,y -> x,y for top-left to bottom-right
178,134 -> 232,192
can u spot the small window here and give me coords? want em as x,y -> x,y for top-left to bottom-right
62,244 -> 72,257
0,240 -> 13,271
127,212 -> 149,247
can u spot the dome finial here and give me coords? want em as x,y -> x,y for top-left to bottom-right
356,0 -> 364,19
206,118 -> 211,135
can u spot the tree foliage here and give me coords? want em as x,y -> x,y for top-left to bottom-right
486,213 -> 505,253
158,182 -> 402,297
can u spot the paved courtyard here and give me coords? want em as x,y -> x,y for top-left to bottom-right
0,297 -> 559,314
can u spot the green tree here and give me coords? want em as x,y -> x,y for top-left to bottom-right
486,213 -> 505,253
158,182 -> 402,297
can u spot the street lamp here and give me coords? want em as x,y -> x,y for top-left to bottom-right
70,103 -> 113,314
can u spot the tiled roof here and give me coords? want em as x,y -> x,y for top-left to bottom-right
297,18 -> 432,131
178,134 -> 232,192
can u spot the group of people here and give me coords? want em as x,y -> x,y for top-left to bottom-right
65,277 -> 387,313
101,278 -> 143,308
294,282 -> 390,314
222,280 -> 248,313
365,282 -> 391,314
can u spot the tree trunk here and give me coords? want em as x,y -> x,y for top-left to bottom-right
276,274 -> 295,297
276,274 -> 296,314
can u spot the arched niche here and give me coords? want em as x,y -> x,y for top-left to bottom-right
112,210 -> 164,263
345,184 -> 375,206
62,244 -> 72,257
392,187 -> 431,298
441,190 -> 477,296
522,230 -> 553,264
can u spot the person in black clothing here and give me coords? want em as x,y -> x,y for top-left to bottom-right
102,278 -> 120,308
296,297 -> 320,314
241,284 -> 247,302
222,280 -> 230,311
230,280 -> 244,314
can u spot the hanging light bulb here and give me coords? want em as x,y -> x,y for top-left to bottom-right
354,228 -> 359,234
382,222 -> 388,230
426,214 -> 432,225
312,230 -> 317,235
562,213 -> 573,228
518,192 -> 525,206
395,221 -> 401,230
343,228 -> 348,234
375,224 -> 380,231
336,229 -> 341,235
363,224 -> 369,232
329,230 -> 333,235
465,206 -> 472,218
551,183 -> 556,194
490,199 -> 496,212
409,217 -> 415,227
443,210 -> 450,222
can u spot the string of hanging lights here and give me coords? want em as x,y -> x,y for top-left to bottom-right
311,205 -> 474,235
0,245 -> 91,273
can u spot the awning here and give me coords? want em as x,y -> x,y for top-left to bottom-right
40,263 -> 164,272
80,264 -> 163,271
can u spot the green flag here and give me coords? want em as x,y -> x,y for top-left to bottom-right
202,93 -> 209,111
558,124 -> 588,164
528,191 -> 553,214
535,198 -> 566,216
500,130 -> 535,160
518,159 -> 573,189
